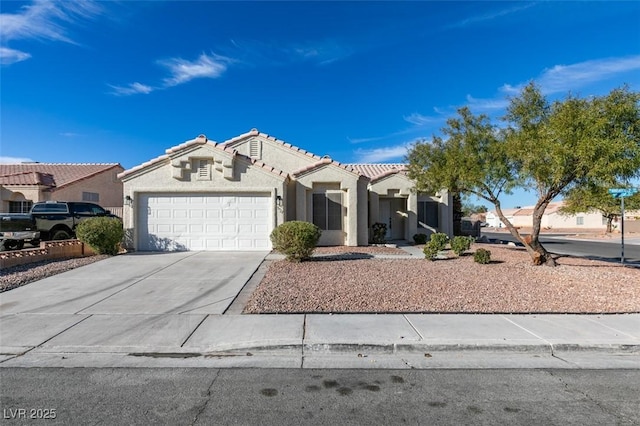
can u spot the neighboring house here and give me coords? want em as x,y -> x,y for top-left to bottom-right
118,129 -> 452,251
485,208 -> 519,228
0,163 -> 124,215
486,201 -> 606,230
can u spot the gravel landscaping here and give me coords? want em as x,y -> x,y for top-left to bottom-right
3,244 -> 638,314
0,255 -> 109,293
244,244 -> 640,314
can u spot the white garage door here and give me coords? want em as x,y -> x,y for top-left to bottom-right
138,193 -> 271,251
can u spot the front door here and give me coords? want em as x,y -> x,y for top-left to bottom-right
379,198 -> 405,240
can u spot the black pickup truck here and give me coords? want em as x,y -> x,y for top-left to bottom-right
0,201 -> 120,250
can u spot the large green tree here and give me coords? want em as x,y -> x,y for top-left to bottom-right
408,83 -> 640,266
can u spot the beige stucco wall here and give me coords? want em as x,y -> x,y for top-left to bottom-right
52,168 -> 123,208
121,145 -> 287,250
545,212 -> 605,229
0,186 -> 42,211
231,135 -> 319,174
294,165 -> 364,246
370,174 -> 411,241
369,174 -> 445,240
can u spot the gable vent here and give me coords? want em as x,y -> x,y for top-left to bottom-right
197,159 -> 211,180
249,139 -> 262,159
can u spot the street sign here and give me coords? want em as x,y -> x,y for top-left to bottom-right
608,187 -> 638,265
608,188 -> 638,198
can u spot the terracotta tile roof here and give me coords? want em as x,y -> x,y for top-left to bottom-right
0,163 -> 122,189
292,157 -> 363,178
347,164 -> 408,181
512,201 -> 565,216
243,157 -> 289,179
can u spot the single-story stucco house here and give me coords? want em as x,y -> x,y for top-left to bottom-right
486,201 -> 607,230
0,163 -> 124,215
118,129 -> 453,251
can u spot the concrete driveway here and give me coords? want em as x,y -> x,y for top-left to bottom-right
0,251 -> 268,315
0,251 -> 277,358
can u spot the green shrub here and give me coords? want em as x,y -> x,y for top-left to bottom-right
423,232 -> 448,261
473,248 -> 492,264
423,244 -> 440,261
75,217 -> 124,255
413,233 -> 427,245
270,221 -> 321,262
371,222 -> 387,244
451,235 -> 474,256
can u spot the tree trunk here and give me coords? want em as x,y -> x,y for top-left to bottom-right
605,215 -> 617,233
493,202 -> 556,266
531,201 -> 557,266
452,193 -> 463,236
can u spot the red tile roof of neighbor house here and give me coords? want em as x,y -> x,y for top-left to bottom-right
512,201 -> 566,216
0,164 -> 122,189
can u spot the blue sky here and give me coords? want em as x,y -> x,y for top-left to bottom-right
1,1 -> 639,209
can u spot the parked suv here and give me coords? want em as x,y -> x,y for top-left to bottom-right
29,201 -> 120,241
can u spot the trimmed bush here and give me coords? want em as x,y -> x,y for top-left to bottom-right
75,217 -> 124,255
270,221 -> 321,262
371,222 -> 387,244
473,248 -> 492,264
451,235 -> 474,256
413,233 -> 427,245
423,232 -> 448,261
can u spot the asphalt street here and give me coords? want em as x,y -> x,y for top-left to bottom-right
1,368 -> 639,425
481,231 -> 640,265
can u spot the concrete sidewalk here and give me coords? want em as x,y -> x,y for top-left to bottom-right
1,312 -> 638,368
1,250 -> 639,369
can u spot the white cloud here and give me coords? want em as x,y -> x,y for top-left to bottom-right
0,47 -> 31,65
537,55 -> 640,94
465,95 -> 509,112
159,53 -> 231,87
110,53 -> 233,96
463,55 -> 640,112
0,156 -> 35,164
355,145 -> 410,163
108,82 -> 154,96
0,0 -> 102,65
288,40 -> 352,66
404,113 -> 440,126
448,3 -> 537,29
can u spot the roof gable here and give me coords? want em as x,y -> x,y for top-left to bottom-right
292,157 -> 364,179
118,134 -> 288,181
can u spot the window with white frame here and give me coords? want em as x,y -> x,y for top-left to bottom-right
576,216 -> 585,225
312,192 -> 343,230
82,192 -> 99,202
